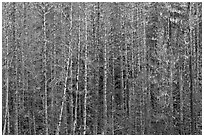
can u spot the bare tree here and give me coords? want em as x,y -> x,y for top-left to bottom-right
42,4 -> 49,134
69,2 -> 74,135
83,3 -> 88,135
188,3 -> 195,134
103,22 -> 108,135
2,3 -> 10,134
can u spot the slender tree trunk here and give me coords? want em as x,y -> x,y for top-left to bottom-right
103,25 -> 108,135
111,17 -> 115,134
188,3 -> 195,134
134,5 -> 139,134
124,13 -> 128,117
12,3 -> 19,135
3,45 -> 9,135
123,8 -> 130,133
167,8 -> 174,133
169,38 -> 174,135
69,2 -> 74,135
93,3 -> 100,134
31,89 -> 36,135
139,6 -> 145,135
21,2 -> 26,116
130,4 -> 135,134
3,11 -> 10,134
23,3 -> 31,135
28,4 -> 36,135
7,109 -> 10,134
143,10 -> 148,135
73,6 -> 81,133
195,4 -> 199,113
43,7 -> 49,135
93,49 -> 99,134
142,7 -> 151,134
196,3 -> 202,134
55,3 -> 64,134
15,81 -> 19,136
179,58 -> 184,134
83,4 -> 88,135
56,53 -> 70,135
120,14 -> 125,115
111,43 -> 115,136
92,4 -> 97,133
50,3 -> 57,135
93,7 -> 99,132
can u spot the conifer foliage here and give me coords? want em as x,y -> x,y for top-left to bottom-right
2,2 -> 202,135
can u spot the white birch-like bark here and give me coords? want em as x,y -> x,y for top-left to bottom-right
73,4 -> 81,134
3,6 -> 10,133
83,3 -> 88,135
3,35 -> 9,135
120,12 -> 124,113
103,24 -> 108,135
56,55 -> 70,135
93,3 -> 99,134
179,59 -> 184,134
142,7 -> 146,135
21,2 -> 26,115
50,4 -> 56,134
142,5 -> 151,134
137,6 -> 144,135
69,3 -> 74,135
42,4 -> 49,134
13,3 -> 19,134
123,7 -> 128,117
189,3 -> 195,134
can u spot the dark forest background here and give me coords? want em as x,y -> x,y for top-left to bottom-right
2,2 -> 202,135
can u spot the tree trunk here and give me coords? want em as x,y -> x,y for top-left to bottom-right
188,3 -> 195,134
43,6 -> 49,134
111,40 -> 115,136
167,10 -> 174,134
50,3 -> 56,135
103,25 -> 108,135
130,4 -> 136,134
73,6 -> 81,133
179,58 -> 184,134
139,6 -> 145,135
83,4 -> 88,135
69,3 -> 74,135
21,2 -> 26,118
56,54 -> 70,135
12,3 -> 19,135
120,13 -> 125,115
143,7 -> 151,135
3,6 -> 10,133
111,14 -> 115,134
93,3 -> 99,135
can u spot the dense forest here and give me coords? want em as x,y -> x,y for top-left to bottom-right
2,2 -> 202,135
